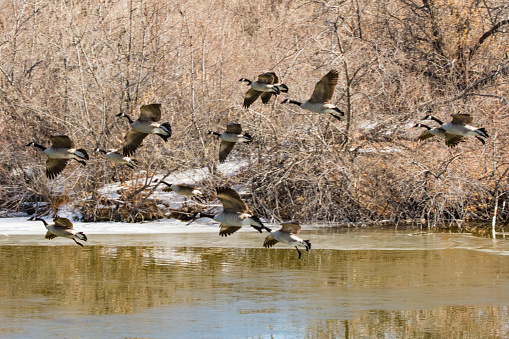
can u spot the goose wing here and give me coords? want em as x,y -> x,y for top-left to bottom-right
243,88 -> 262,108
45,231 -> 57,240
219,224 -> 242,237
451,113 -> 473,125
261,92 -> 274,104
50,135 -> 74,148
219,141 -> 236,163
53,217 -> 74,229
139,103 -> 162,122
225,123 -> 242,134
280,221 -> 301,234
46,158 -> 69,179
263,235 -> 279,248
444,133 -> 464,148
417,130 -> 435,141
216,187 -> 248,213
309,69 -> 339,104
258,72 -> 276,84
122,130 -> 148,156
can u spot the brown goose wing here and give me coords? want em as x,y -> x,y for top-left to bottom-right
53,217 -> 74,229
216,187 -> 248,213
45,231 -> 57,240
219,225 -> 242,237
46,158 -> 69,179
50,135 -> 74,148
451,113 -> 473,124
444,133 -> 464,148
139,103 -> 162,122
257,72 -> 276,84
263,235 -> 279,248
225,123 -> 242,134
219,141 -> 236,163
243,88 -> 262,108
417,130 -> 435,141
280,221 -> 301,234
261,92 -> 274,104
309,69 -> 339,103
122,130 -> 148,156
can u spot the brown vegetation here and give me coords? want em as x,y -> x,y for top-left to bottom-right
0,0 -> 508,229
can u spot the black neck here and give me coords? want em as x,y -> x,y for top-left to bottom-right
239,78 -> 252,85
208,131 -> 221,137
288,100 -> 302,106
417,124 -> 431,130
30,143 -> 47,151
119,113 -> 134,124
197,212 -> 215,219
97,149 -> 107,154
430,116 -> 444,125
160,180 -> 172,187
34,217 -> 48,226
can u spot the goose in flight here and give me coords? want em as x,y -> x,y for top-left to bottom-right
282,69 -> 344,121
26,135 -> 89,179
29,216 -> 88,246
239,72 -> 288,108
116,103 -> 172,156
209,123 -> 252,162
262,221 -> 311,259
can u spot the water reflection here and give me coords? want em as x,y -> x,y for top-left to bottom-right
1,231 -> 509,338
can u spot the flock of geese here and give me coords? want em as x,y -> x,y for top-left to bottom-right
23,69 -> 490,258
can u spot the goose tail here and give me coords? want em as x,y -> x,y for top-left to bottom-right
75,232 -> 87,241
477,127 -> 489,138
75,149 -> 89,160
277,84 -> 289,93
303,240 -> 311,251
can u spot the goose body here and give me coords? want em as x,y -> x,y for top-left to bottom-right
26,135 -> 89,179
263,221 -> 311,259
282,69 -> 344,120
240,72 -> 288,108
30,217 -> 87,246
159,182 -> 203,197
423,114 -> 488,144
414,123 -> 464,148
116,103 -> 172,156
203,187 -> 264,237
95,148 -> 138,169
209,123 -> 252,162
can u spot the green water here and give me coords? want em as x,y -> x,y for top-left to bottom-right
1,230 -> 509,338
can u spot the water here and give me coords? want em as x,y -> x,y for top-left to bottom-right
1,227 -> 509,338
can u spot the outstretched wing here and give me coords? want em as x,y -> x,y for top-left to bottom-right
50,135 -> 74,148
309,69 -> 339,104
219,141 -> 235,163
261,92 -> 274,104
257,72 -> 276,84
45,231 -> 57,240
225,123 -> 242,134
280,221 -> 301,234
46,158 -> 68,179
139,103 -> 162,122
451,113 -> 473,125
243,88 -> 262,108
53,217 -> 74,229
444,133 -> 464,148
122,130 -> 148,156
263,235 -> 279,248
219,225 -> 242,237
417,130 -> 435,141
216,187 -> 248,213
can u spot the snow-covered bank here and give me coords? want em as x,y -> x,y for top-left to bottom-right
0,216 -> 225,235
